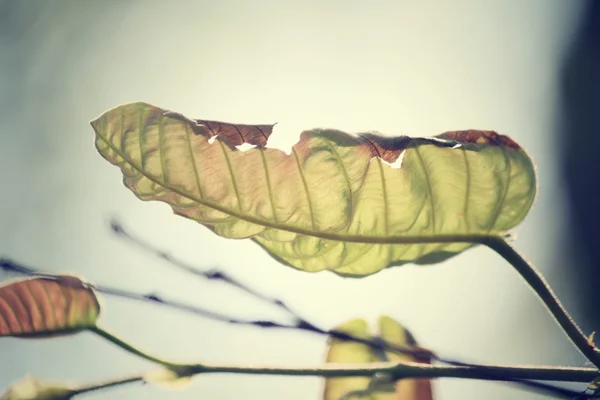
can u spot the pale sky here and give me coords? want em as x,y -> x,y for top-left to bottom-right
0,1 -> 590,399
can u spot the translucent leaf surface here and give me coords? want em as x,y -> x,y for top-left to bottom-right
323,316 -> 433,400
92,102 -> 536,276
0,277 -> 99,338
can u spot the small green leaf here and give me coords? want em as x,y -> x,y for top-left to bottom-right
0,375 -> 75,400
92,103 -> 536,276
324,319 -> 374,400
323,316 -> 433,400
0,276 -> 100,338
375,316 -> 433,400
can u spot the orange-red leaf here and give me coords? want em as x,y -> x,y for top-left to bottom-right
0,276 -> 100,338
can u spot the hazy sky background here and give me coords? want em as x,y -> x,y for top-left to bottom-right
0,1 -> 591,399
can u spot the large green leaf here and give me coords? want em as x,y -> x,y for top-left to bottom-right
323,316 -> 433,400
91,102 -> 536,276
0,276 -> 100,338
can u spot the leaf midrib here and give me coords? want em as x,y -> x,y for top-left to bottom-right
95,131 -> 494,245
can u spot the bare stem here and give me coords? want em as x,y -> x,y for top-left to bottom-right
483,236 -> 600,368
90,326 -> 186,369
176,361 -> 598,383
72,374 -> 143,396
51,362 -> 600,399
86,324 -> 597,398
111,222 -> 600,368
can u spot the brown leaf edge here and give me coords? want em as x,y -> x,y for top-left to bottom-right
163,110 -> 276,148
162,105 -> 521,164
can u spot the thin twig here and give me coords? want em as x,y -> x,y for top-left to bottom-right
86,311 -> 597,399
109,220 -> 599,397
110,220 -> 434,360
0,254 -> 595,399
73,374 -> 143,396
0,256 -> 430,361
90,326 -> 184,369
7,362 -> 594,400
174,361 -> 598,383
484,236 -> 600,368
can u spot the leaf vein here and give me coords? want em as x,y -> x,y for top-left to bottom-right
462,148 -> 471,232
218,140 -> 243,211
376,158 -> 389,236
95,132 -> 495,245
19,283 -> 41,332
292,148 -> 317,231
8,287 -> 32,332
259,149 -> 278,223
157,116 -> 169,185
36,280 -> 57,330
325,141 -> 353,228
414,146 -> 436,233
0,296 -> 22,334
488,151 -> 512,231
184,123 -> 204,199
137,107 -> 145,172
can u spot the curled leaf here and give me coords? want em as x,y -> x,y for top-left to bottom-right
0,276 -> 100,338
0,375 -> 75,400
92,103 -> 536,276
324,316 -> 433,400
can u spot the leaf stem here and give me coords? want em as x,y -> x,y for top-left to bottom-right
87,322 -> 598,398
90,326 -> 184,369
484,236 -> 600,367
72,374 -> 143,396
176,361 -> 598,382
